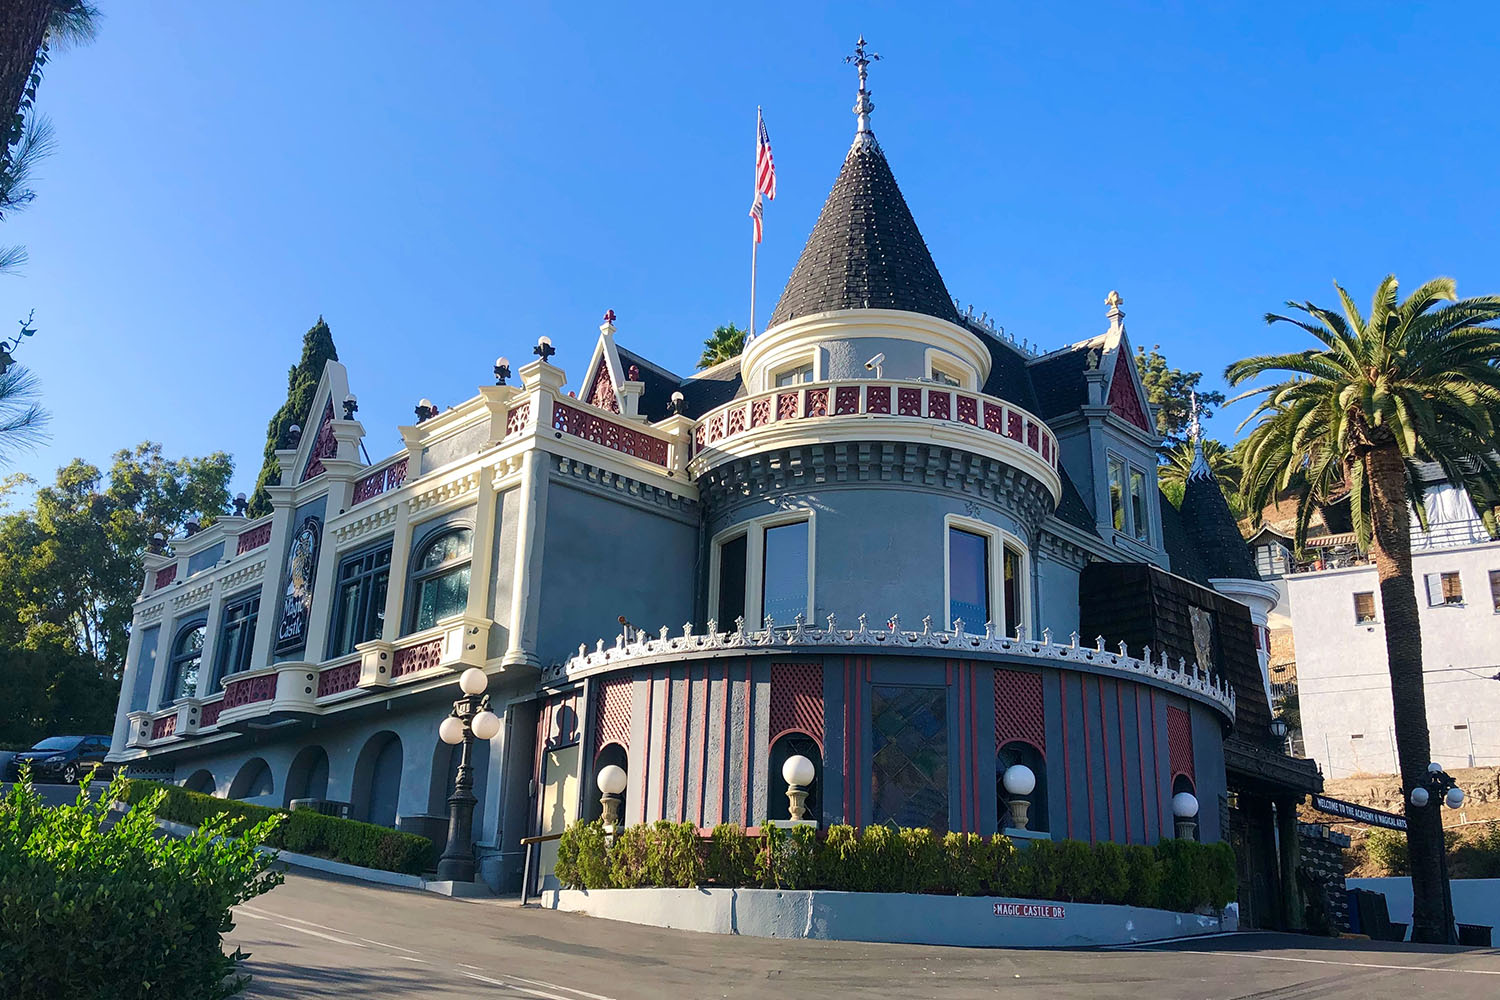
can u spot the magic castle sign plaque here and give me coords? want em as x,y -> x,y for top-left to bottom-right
274,515 -> 321,655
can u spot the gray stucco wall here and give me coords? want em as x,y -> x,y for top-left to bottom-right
535,477 -> 697,666
420,422 -> 488,476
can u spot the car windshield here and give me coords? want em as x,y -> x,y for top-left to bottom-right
29,736 -> 83,751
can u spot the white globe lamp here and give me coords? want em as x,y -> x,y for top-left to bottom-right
782,754 -> 816,822
438,715 -> 465,746
459,668 -> 488,696
471,709 -> 501,742
1172,791 -> 1199,840
596,764 -> 627,827
1410,786 -> 1430,808
1446,786 -> 1465,810
1002,764 -> 1036,831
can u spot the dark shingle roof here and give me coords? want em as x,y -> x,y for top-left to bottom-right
616,346 -> 683,422
1053,467 -> 1099,536
675,358 -> 745,417
1179,471 -> 1260,581
1159,492 -> 1209,585
767,138 -> 960,329
1027,343 -> 1096,420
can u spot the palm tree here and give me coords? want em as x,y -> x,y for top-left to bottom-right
1228,276 -> 1500,944
1158,437 -> 1242,513
697,323 -> 746,370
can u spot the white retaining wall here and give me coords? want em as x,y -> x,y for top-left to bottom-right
541,887 -> 1237,948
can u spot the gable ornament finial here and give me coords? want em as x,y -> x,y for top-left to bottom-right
1187,388 -> 1214,481
845,35 -> 881,144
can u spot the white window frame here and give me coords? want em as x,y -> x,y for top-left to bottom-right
1352,590 -> 1379,624
708,510 -> 817,630
942,513 -> 1030,637
923,348 -> 978,390
1425,571 -> 1464,607
1106,451 -> 1156,547
767,355 -> 818,391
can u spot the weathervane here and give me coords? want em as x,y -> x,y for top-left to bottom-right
845,35 -> 881,138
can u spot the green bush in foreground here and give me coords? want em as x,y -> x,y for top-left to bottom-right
554,819 -> 1237,913
120,779 -> 433,875
0,771 -> 283,1000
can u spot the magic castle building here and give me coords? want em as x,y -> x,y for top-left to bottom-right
106,63 -> 1318,926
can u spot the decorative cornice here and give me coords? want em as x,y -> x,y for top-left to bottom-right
552,456 -> 697,517
219,559 -> 266,594
557,614 -> 1235,721
699,441 -> 1054,540
139,602 -> 166,624
1037,527 -> 1093,570
333,503 -> 399,548
406,470 -> 480,518
171,580 -> 215,611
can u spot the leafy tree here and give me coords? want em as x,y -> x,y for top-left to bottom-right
1228,275 -> 1500,943
0,645 -> 115,747
0,444 -> 231,742
1137,344 -> 1226,446
1158,437 -> 1242,512
696,323 -> 746,370
248,317 -> 337,516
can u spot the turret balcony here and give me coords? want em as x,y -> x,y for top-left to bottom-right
687,379 -> 1061,502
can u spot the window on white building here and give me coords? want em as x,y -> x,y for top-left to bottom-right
762,521 -> 810,624
1107,454 -> 1153,544
331,543 -> 392,656
163,618 -> 207,706
1129,469 -> 1150,544
211,592 -> 260,690
716,533 -> 747,627
1353,591 -> 1377,624
930,365 -> 962,387
1425,571 -> 1464,607
945,517 -> 1028,637
1490,569 -> 1500,612
1108,457 -> 1126,532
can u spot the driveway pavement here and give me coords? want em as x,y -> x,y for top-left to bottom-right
231,869 -> 1500,999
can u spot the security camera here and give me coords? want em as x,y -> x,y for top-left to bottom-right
864,353 -> 885,378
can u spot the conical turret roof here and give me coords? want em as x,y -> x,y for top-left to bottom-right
767,136 -> 960,329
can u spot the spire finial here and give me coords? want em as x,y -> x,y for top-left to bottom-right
845,35 -> 881,142
1187,389 -> 1213,481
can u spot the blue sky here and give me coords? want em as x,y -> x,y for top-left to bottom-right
6,1 -> 1500,498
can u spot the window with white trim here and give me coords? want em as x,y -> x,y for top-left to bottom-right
772,362 -> 814,387
944,516 -> 1028,637
1424,571 -> 1463,607
1107,453 -> 1154,544
408,527 -> 473,632
710,514 -> 814,630
1353,591 -> 1377,624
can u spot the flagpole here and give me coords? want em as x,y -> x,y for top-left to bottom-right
750,106 -> 760,338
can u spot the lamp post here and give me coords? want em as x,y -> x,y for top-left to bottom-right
782,755 -> 816,822
494,357 -> 511,386
436,667 -> 502,882
1173,791 -> 1200,840
1409,762 -> 1464,943
1002,764 -> 1036,830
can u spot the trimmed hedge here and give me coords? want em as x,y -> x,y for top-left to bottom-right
120,780 -> 434,875
555,820 -> 1238,913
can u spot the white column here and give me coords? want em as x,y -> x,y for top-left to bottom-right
380,500 -> 413,641
248,487 -> 296,668
465,465 -> 497,622
502,449 -> 547,667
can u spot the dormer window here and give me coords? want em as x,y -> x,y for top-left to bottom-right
1108,453 -> 1154,546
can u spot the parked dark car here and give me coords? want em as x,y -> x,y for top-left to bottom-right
3,735 -> 113,784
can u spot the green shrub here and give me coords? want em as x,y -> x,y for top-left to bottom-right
1122,844 -> 1163,908
816,823 -> 861,890
941,832 -> 996,896
1014,838 -> 1062,900
707,823 -> 758,886
1092,841 -> 1131,905
856,823 -> 905,892
554,819 -> 597,888
1364,829 -> 1409,876
1055,839 -> 1099,902
901,826 -> 944,894
644,821 -> 704,888
119,780 -> 433,875
607,823 -> 651,888
1154,839 -> 1236,912
762,822 -> 817,889
0,772 -> 283,1000
989,833 -> 1020,896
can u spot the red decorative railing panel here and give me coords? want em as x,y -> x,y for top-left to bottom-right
505,402 -> 531,437
351,457 -> 410,506
301,399 -> 338,482
199,698 -> 224,728
154,564 -> 178,589
236,521 -> 273,555
391,637 -> 444,679
551,401 -> 669,467
151,713 -> 178,740
317,659 -> 362,698
223,673 -> 278,709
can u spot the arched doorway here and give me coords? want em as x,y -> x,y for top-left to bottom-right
182,769 -> 217,796
284,745 -> 330,806
352,731 -> 403,827
766,732 -> 822,822
228,758 -> 274,802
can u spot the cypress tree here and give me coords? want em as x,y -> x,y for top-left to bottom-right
247,317 -> 338,516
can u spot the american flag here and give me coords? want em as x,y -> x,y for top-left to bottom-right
749,192 -> 764,244
755,109 -> 776,200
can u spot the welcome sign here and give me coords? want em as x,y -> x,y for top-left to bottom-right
1309,794 -> 1407,831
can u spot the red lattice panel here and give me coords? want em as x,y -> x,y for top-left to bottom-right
897,387 -> 921,416
551,402 -> 669,466
806,387 -> 829,417
983,402 -> 1004,433
867,386 -> 891,413
199,699 -> 224,728
1041,435 -> 1051,463
154,564 -> 177,589
1026,422 -> 1039,451
1108,361 -> 1152,432
751,397 -> 771,427
223,673 -> 277,709
392,638 -> 443,679
151,714 -> 178,740
776,392 -> 799,420
1167,704 -> 1195,783
317,660 -> 362,698
301,399 -> 338,482
505,402 -> 531,437
834,386 -> 860,415
927,391 -> 951,420
769,662 -> 824,748
727,406 -> 746,436
352,457 -> 409,505
957,396 -> 978,425
236,521 -> 273,555
587,358 -> 620,413
707,413 -> 724,443
595,675 -> 632,752
1006,411 -> 1023,441
994,668 -> 1045,752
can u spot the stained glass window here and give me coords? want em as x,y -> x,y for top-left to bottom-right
871,685 -> 949,831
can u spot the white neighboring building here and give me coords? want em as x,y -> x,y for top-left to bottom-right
1274,477 -> 1500,778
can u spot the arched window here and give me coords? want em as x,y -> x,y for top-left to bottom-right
163,618 -> 207,706
997,741 -> 1048,833
409,528 -> 473,632
766,732 -> 822,823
